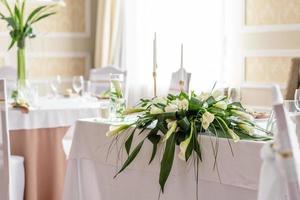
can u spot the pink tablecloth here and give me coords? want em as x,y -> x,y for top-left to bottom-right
10,127 -> 68,200
63,119 -> 266,200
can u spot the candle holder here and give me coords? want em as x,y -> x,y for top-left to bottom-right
179,80 -> 184,92
153,71 -> 157,97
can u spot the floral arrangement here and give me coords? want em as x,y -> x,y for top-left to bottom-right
106,90 -> 270,193
0,0 -> 58,86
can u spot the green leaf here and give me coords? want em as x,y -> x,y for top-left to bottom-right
31,12 -> 56,24
159,133 -> 176,193
125,128 -> 135,155
26,5 -> 47,24
7,39 -> 16,50
177,117 -> 190,132
206,96 -> 216,106
114,140 -> 144,178
147,134 -> 160,164
189,97 -> 203,110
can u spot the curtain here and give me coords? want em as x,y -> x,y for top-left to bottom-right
123,0 -> 226,105
94,0 -> 124,68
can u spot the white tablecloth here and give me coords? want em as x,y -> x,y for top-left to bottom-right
63,118 -> 267,200
8,98 -> 104,130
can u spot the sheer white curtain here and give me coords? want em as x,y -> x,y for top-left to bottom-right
123,0 -> 226,105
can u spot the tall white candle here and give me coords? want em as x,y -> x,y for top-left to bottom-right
180,44 -> 184,81
153,33 -> 157,72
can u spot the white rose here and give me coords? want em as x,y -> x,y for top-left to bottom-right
214,101 -> 227,110
177,99 -> 189,110
165,104 -> 178,113
150,106 -> 164,114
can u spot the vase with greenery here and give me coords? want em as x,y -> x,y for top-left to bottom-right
0,0 -> 56,89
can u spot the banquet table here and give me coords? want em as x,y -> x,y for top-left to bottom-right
8,98 -> 103,200
63,118 -> 267,200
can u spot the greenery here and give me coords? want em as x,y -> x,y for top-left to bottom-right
0,0 -> 57,84
106,90 -> 271,195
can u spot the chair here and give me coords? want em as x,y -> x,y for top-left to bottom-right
169,68 -> 191,93
0,66 -> 17,98
258,85 -> 300,200
285,58 -> 300,100
89,65 -> 127,95
0,79 -> 24,200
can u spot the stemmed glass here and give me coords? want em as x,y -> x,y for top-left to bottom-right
294,89 -> 300,111
50,75 -> 62,98
72,76 -> 84,96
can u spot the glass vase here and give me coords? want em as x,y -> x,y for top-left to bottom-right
109,73 -> 126,120
17,47 -> 26,87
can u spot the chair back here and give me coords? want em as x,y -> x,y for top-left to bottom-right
89,65 -> 127,95
272,85 -> 300,200
169,68 -> 191,93
0,79 -> 10,200
285,58 -> 300,100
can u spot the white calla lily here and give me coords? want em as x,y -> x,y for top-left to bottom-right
238,123 -> 255,135
178,125 -> 194,160
227,129 -> 240,142
201,111 -> 215,130
163,121 -> 177,142
214,101 -> 227,110
106,124 -> 131,137
150,106 -> 164,114
165,104 -> 178,113
232,110 -> 254,121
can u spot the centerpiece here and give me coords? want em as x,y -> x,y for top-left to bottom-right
0,0 -> 57,104
106,90 -> 271,195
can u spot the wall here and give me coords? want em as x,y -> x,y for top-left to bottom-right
240,0 -> 300,108
0,0 -> 98,81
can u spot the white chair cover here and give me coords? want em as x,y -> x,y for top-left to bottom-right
0,66 -> 17,97
258,85 -> 300,200
89,65 -> 127,95
0,79 -> 24,200
169,68 -> 191,93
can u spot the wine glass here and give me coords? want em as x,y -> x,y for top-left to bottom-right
72,76 -> 84,96
294,89 -> 300,111
50,75 -> 62,98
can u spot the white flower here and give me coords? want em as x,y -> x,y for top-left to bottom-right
150,106 -> 164,114
163,121 -> 177,142
214,101 -> 227,110
198,92 -> 210,101
106,124 -> 131,137
165,104 -> 178,113
153,97 -> 167,105
227,129 -> 240,142
238,123 -> 255,135
212,90 -> 224,100
177,99 -> 189,110
178,129 -> 193,161
232,110 -> 254,121
201,111 -> 215,130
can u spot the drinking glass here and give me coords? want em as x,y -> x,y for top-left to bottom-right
50,75 -> 62,97
109,73 -> 125,119
72,76 -> 84,96
294,89 -> 300,111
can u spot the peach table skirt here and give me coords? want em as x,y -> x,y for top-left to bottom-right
10,127 -> 69,200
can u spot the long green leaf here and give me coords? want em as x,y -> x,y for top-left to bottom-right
147,134 -> 160,164
31,12 -> 56,24
26,5 -> 47,24
125,128 -> 135,155
114,140 -> 144,178
159,133 -> 176,193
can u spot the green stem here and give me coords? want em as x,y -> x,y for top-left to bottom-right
17,47 -> 26,87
